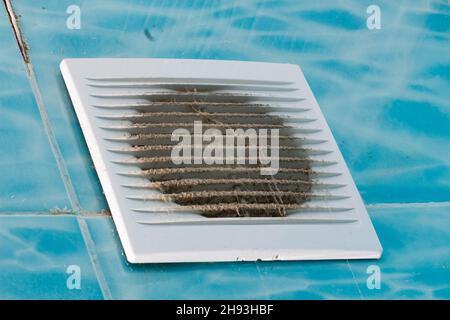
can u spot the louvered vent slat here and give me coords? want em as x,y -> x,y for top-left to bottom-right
113,157 -> 338,168
92,102 -> 311,113
61,58 -> 381,263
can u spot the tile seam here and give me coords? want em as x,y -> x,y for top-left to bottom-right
366,201 -> 450,209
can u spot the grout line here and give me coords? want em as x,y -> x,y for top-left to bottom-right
2,0 -> 112,300
366,201 -> 450,209
0,212 -> 69,216
3,0 -> 29,63
255,262 -> 271,299
28,66 -> 83,211
77,216 -> 113,299
0,211 -> 111,217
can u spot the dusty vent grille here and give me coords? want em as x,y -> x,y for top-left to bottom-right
91,79 -> 346,218
61,58 -> 381,263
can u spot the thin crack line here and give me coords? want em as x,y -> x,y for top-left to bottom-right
347,260 -> 363,300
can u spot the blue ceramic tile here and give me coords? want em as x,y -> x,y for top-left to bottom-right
348,206 -> 450,300
9,0 -> 450,207
254,260 -> 361,299
85,217 -> 360,299
0,8 -> 70,211
0,215 -> 103,299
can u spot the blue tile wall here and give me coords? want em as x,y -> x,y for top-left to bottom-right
0,7 -> 70,211
0,216 -> 103,299
85,216 -> 361,299
349,206 -> 450,300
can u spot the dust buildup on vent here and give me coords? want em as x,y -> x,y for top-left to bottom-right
126,88 -> 313,217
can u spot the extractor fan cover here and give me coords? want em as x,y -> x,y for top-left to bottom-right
60,58 -> 382,263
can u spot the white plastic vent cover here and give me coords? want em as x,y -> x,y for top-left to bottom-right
60,58 -> 382,263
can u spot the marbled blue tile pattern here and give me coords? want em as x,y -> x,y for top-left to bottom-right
349,206 -> 450,300
85,206 -> 450,300
9,0 -> 450,209
0,7 -> 70,211
0,216 -> 103,299
85,216 -> 361,299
